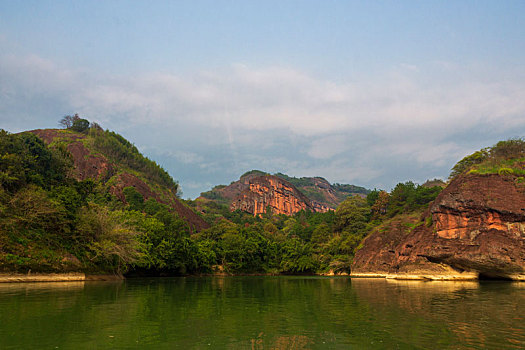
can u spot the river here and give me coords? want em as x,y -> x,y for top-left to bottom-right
0,276 -> 523,349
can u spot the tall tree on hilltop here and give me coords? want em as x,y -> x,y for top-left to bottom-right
59,113 -> 80,129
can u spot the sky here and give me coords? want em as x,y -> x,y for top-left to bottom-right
1,1 -> 525,198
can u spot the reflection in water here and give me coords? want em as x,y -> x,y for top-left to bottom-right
351,278 -> 525,349
0,277 -> 523,349
0,281 -> 86,294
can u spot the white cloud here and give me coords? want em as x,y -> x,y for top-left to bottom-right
2,52 -> 525,196
307,135 -> 347,159
160,150 -> 204,164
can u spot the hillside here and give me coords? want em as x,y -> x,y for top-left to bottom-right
230,174 -> 325,216
29,128 -> 208,232
199,170 -> 370,215
0,122 -> 209,275
352,138 -> 525,280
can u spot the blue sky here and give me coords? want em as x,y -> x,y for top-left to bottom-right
1,1 -> 525,198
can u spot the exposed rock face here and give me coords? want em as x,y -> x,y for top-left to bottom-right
300,177 -> 340,209
200,171 -> 369,212
213,172 -> 261,201
109,173 -> 209,232
67,142 -> 114,181
30,129 -> 114,181
352,174 -> 525,280
230,175 -> 327,216
28,129 -> 209,232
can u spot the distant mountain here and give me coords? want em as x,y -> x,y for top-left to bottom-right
273,172 -> 370,209
198,170 -> 370,215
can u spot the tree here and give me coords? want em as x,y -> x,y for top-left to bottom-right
334,196 -> 369,232
71,118 -> 90,133
371,191 -> 389,217
123,186 -> 145,211
449,149 -> 489,179
59,114 -> 80,129
90,122 -> 103,131
311,222 -> 331,244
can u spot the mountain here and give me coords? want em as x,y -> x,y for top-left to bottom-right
199,170 -> 369,215
352,139 -> 525,280
0,124 -> 209,275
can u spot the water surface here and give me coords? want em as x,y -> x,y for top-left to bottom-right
0,277 -> 523,349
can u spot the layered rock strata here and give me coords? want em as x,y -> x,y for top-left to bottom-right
352,174 -> 525,280
230,175 -> 328,216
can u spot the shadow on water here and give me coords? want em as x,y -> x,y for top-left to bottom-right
0,277 -> 523,349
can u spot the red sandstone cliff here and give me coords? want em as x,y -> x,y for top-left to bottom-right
352,174 -> 525,280
230,175 -> 329,216
199,171 -> 367,214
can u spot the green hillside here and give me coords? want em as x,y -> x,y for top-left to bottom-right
0,122 -> 209,275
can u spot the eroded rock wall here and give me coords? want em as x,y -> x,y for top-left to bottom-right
230,175 -> 326,216
352,174 -> 525,280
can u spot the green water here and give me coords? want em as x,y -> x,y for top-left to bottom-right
0,277 -> 524,349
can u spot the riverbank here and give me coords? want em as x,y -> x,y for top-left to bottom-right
350,271 -> 525,281
0,272 -> 124,283
3,270 -> 523,283
0,270 -> 349,283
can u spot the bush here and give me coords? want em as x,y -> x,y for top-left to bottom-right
450,138 -> 525,178
490,138 -> 525,159
71,118 -> 90,133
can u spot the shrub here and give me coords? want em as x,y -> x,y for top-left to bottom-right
71,118 -> 90,133
498,167 -> 514,176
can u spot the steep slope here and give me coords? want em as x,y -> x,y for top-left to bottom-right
352,141 -> 525,280
0,126 -> 214,275
274,173 -> 370,209
30,128 -> 208,232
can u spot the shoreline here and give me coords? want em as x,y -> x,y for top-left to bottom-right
2,271 -> 524,283
0,272 -> 123,283
349,272 -> 525,281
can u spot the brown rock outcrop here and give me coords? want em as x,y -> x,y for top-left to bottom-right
199,171 -> 368,212
67,141 -> 114,181
352,174 -> 525,280
109,173 -> 208,232
230,175 -> 327,216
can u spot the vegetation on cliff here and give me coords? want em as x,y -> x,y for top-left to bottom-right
450,138 -> 525,179
189,179 -> 442,274
353,138 -> 525,280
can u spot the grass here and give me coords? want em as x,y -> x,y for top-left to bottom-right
468,157 -> 525,176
